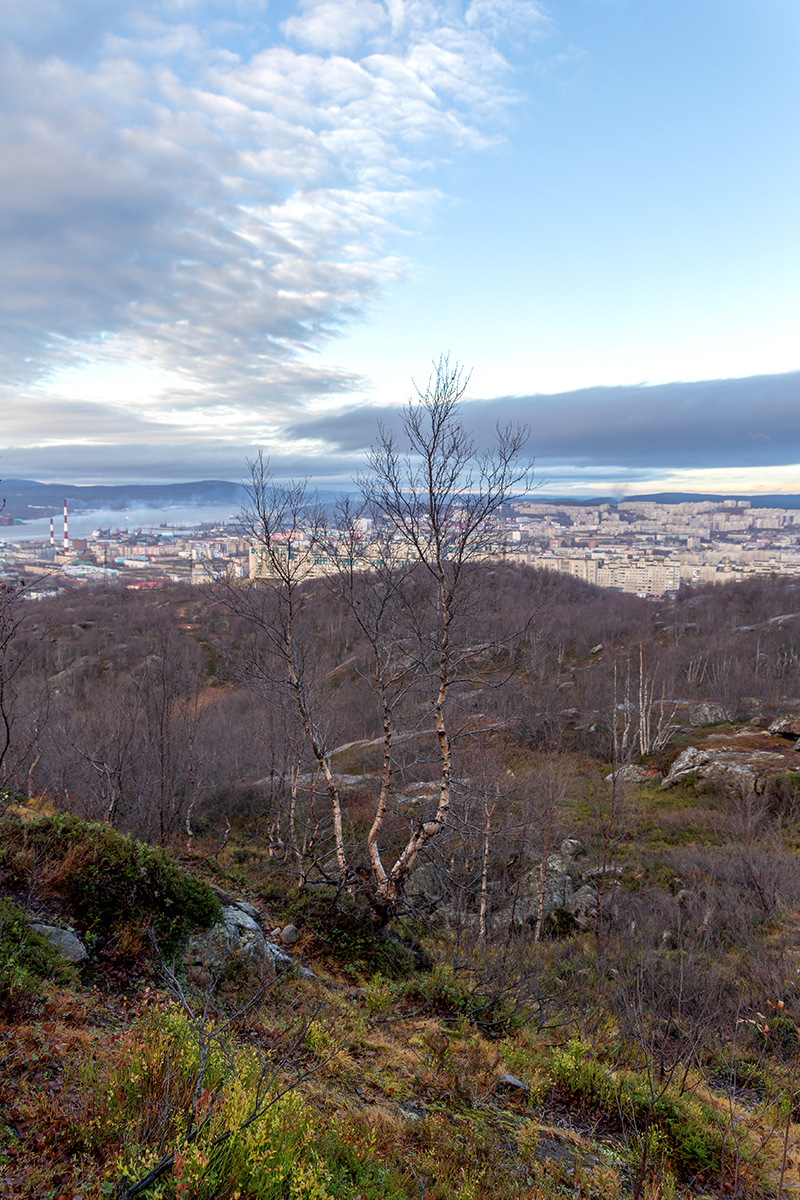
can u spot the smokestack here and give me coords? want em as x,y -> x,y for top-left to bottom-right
63,499 -> 69,554
49,517 -> 54,548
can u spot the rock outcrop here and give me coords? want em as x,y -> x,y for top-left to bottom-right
606,764 -> 663,787
768,713 -> 800,739
497,838 -> 616,932
661,745 -> 787,794
182,901 -> 314,982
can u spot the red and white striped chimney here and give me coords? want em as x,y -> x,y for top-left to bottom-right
49,517 -> 54,548
63,499 -> 69,553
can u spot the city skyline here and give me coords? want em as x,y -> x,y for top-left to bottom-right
1,0 -> 799,493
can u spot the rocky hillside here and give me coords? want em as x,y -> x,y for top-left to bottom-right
3,769 -> 800,1200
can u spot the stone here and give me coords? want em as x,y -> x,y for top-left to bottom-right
30,923 -> 87,963
661,745 -> 787,794
768,713 -> 800,738
496,1073 -> 529,1093
263,941 -> 294,969
279,924 -> 300,946
606,764 -> 661,786
209,888 -> 262,920
183,904 -> 314,983
689,703 -> 735,727
398,1101 -> 426,1122
661,745 -> 706,787
583,865 -> 623,881
184,906 -> 267,977
497,854 -> 575,926
497,835 -> 625,933
565,884 -> 599,931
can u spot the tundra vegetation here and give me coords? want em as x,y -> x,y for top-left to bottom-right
3,385 -> 800,1197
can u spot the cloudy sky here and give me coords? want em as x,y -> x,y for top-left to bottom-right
1,0 -> 799,494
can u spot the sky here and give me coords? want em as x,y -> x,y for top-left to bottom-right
1,0 -> 799,495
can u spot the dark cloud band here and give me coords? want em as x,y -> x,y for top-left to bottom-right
290,371 -> 800,471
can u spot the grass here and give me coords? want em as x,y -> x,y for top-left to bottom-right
1,795 -> 798,1199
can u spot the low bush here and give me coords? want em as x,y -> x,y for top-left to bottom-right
0,896 -> 75,1017
0,813 -> 220,955
402,962 -> 472,1018
550,1040 -> 724,1180
289,889 -> 420,978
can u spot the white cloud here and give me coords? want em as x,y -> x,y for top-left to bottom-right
282,0 -> 390,53
0,0 -> 539,478
465,0 -> 549,41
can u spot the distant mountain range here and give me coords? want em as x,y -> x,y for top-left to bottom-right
2,477 -> 800,523
0,478 -> 248,522
620,492 -> 800,509
552,492 -> 800,509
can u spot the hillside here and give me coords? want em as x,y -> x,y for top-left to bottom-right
2,570 -> 800,1198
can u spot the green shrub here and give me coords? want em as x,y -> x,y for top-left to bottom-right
320,1116 -> 408,1199
549,1040 -> 723,1178
0,814 -> 220,955
289,890 -> 419,979
402,962 -> 472,1018
0,896 -> 75,1016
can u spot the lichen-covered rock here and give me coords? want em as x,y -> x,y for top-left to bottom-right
690,703 -> 735,727
496,853 -> 576,928
183,905 -> 266,976
560,838 -> 587,860
496,1073 -> 529,1094
768,713 -> 800,738
606,764 -> 662,786
495,836 -> 622,933
565,884 -> 599,931
183,902 -> 314,982
662,745 -> 786,794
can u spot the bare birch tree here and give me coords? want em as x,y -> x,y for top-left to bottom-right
357,356 -> 531,906
234,357 -> 532,917
233,463 -> 351,877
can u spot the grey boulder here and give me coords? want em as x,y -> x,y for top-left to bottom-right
769,713 -> 800,738
689,703 -> 735,727
30,923 -> 87,963
662,745 -> 786,794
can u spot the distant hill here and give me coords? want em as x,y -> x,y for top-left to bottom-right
4,477 -> 800,523
0,478 -> 350,522
0,479 -> 248,521
623,492 -> 800,509
519,492 -> 800,509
